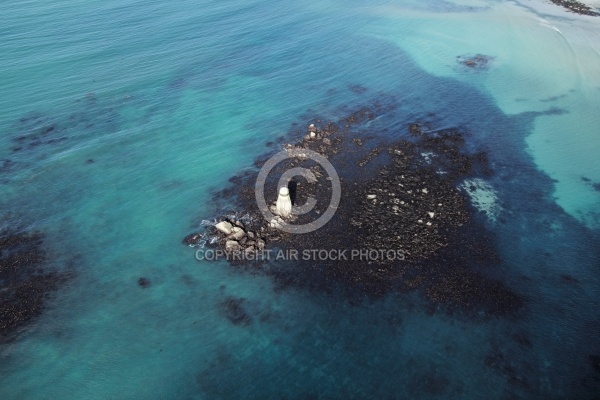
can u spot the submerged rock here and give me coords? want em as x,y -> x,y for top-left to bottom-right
457,54 -> 493,70
219,296 -> 251,325
183,233 -> 203,246
138,277 -> 151,288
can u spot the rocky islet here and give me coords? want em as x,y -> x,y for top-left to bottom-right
184,102 -> 524,316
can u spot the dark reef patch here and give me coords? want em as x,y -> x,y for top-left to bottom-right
581,176 -> 600,192
138,277 -> 151,288
219,296 -> 251,325
0,228 -> 71,343
8,113 -> 66,153
591,355 -> 600,373
1,93 -> 123,185
512,331 -> 533,348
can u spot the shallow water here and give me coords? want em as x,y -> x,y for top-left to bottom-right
1,0 -> 599,399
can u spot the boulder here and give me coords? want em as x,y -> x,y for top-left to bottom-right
230,227 -> 246,241
215,221 -> 233,235
225,240 -> 240,252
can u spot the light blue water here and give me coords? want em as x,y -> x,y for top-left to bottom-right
1,0 -> 599,398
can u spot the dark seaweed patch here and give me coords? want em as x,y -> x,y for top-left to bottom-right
138,277 -> 151,288
540,93 -> 568,102
219,296 -> 251,325
348,84 -> 368,94
6,113 -> 66,154
407,371 -> 451,397
581,177 -> 600,192
1,160 -> 15,173
484,351 -> 531,389
0,229 -> 70,342
512,331 -> 533,348
560,274 -> 580,284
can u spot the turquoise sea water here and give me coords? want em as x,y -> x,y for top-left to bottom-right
1,0 -> 599,398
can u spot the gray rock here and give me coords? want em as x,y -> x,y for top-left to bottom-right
215,221 -> 233,235
230,227 -> 246,241
225,240 -> 240,251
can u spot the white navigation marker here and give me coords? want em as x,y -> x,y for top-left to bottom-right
276,187 -> 292,218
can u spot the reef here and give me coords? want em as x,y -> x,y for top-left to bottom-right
0,228 -> 70,342
185,102 -> 524,317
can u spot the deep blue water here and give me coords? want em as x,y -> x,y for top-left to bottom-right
1,0 -> 599,398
